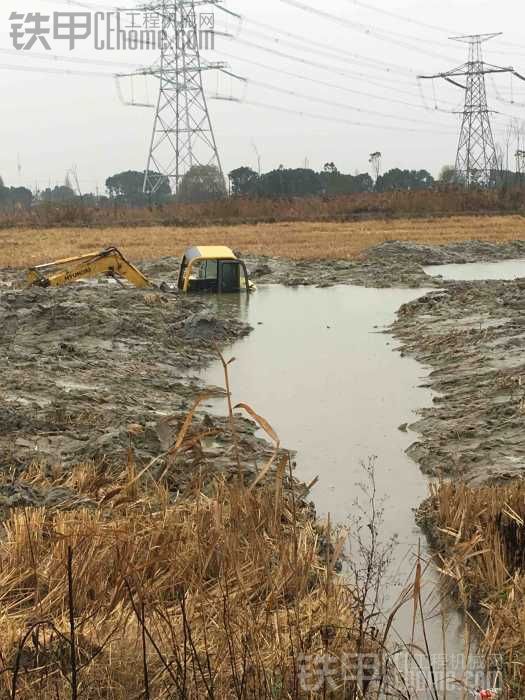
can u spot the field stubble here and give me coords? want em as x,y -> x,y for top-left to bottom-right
1,215 -> 525,269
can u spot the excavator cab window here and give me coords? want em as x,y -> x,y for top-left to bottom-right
198,260 -> 218,281
187,259 -> 219,292
219,261 -> 242,292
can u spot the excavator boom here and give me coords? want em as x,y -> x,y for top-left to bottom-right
26,248 -> 153,289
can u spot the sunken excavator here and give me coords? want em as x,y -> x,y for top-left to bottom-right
25,246 -> 255,293
25,248 -> 153,289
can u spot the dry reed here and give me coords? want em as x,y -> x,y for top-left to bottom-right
1,188 -> 525,232
420,480 -> 525,697
0,459 -> 375,699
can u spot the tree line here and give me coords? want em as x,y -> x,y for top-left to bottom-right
2,161 -> 524,210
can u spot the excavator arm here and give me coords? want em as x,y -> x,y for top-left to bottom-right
26,248 -> 153,289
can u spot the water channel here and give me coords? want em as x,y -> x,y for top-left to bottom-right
190,261 -> 525,696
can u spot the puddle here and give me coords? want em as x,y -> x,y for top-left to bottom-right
192,285 -> 479,694
425,258 -> 525,281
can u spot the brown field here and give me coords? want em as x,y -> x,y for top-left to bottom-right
1,214 -> 525,268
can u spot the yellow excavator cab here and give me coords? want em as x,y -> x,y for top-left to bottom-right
178,246 -> 255,293
25,248 -> 153,290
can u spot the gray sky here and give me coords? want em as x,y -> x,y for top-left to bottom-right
1,0 -> 525,193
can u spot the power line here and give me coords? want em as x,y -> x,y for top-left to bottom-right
237,24 -> 415,78
224,34 -> 439,98
214,50 -> 458,115
279,0 -> 463,62
242,76 -> 454,127
338,0 -> 525,56
0,63 -> 114,78
210,96 -> 456,135
0,47 -> 142,70
216,8 -> 419,79
340,0 -> 457,35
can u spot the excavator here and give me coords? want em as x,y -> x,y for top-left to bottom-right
25,248 -> 153,289
25,245 -> 255,293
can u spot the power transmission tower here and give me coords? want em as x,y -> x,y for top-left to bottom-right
419,34 -> 519,187
142,1 -> 225,196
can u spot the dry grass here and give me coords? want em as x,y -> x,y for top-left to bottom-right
2,215 -> 525,268
2,187 -> 525,232
0,462 -> 363,699
0,368 -> 388,699
421,480 -> 525,696
0,408 -> 396,700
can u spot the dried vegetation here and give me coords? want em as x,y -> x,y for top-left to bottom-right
2,215 -> 525,269
0,372 -> 384,699
420,480 -> 525,696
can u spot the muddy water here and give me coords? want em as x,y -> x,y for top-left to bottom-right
191,285 -> 476,694
201,286 -> 431,542
425,258 -> 525,281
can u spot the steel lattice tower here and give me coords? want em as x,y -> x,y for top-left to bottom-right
143,0 -> 224,195
419,34 -> 516,187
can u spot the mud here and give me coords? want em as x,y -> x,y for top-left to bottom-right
392,279 -> 525,484
238,239 -> 525,487
2,237 -> 525,507
142,239 -> 525,289
0,281 -> 279,490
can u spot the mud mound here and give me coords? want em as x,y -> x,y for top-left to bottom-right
0,281 -> 251,470
365,239 -> 525,267
393,278 -> 525,483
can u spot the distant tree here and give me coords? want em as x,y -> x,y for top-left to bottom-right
0,186 -> 33,209
323,162 -> 339,175
177,165 -> 227,203
228,166 -> 259,196
491,168 -> 521,188
351,173 -> 375,193
439,165 -> 457,185
257,168 -> 323,197
9,186 -> 33,208
105,170 -> 171,205
375,168 -> 434,192
0,176 -> 4,188
41,185 -> 77,203
320,171 -> 374,195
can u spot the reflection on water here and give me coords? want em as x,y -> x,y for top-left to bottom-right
196,285 -> 478,695
425,258 -> 525,281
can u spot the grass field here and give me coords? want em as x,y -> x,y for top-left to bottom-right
2,214 -> 525,268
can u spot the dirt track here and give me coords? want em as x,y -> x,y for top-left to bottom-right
2,239 -> 525,507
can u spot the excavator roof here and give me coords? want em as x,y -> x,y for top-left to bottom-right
183,246 -> 238,263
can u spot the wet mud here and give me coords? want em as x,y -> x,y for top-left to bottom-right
1,238 -> 525,509
392,279 -> 525,484
0,282 -> 278,493
142,239 -> 525,289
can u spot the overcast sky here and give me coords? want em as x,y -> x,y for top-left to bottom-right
1,0 -> 525,193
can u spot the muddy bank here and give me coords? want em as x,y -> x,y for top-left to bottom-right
0,281 -> 290,489
392,278 -> 525,484
141,238 -> 525,288
2,238 -> 525,496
